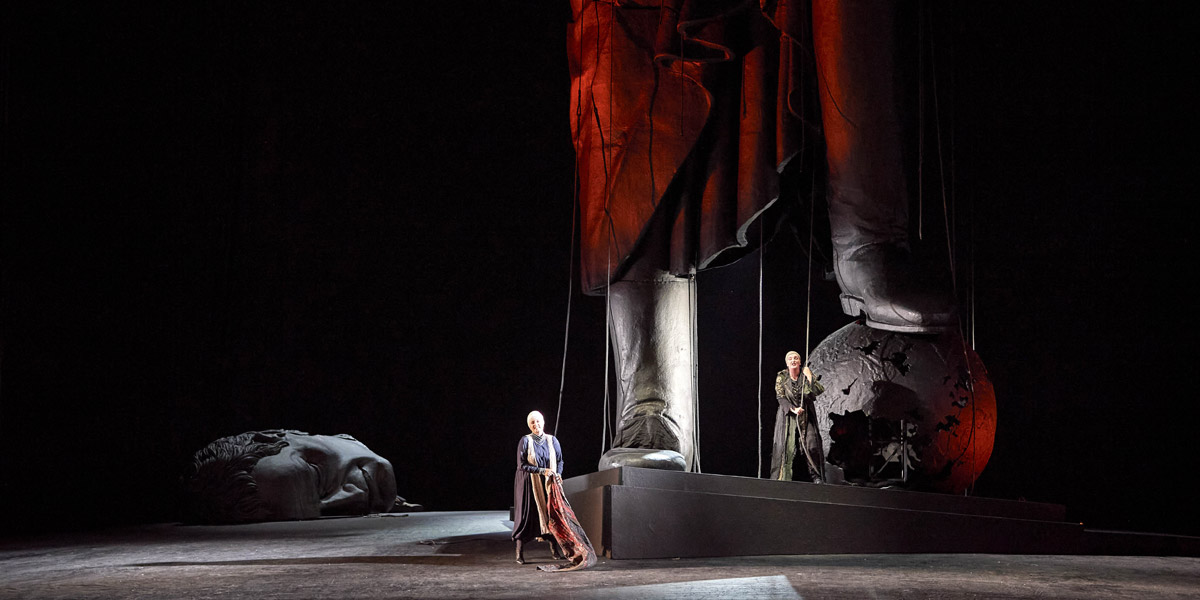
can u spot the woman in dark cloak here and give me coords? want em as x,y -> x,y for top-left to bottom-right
512,410 -> 597,571
512,410 -> 565,563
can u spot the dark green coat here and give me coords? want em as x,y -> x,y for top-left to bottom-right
770,370 -> 826,481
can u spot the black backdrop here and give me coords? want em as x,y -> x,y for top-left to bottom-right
2,2 -> 1196,537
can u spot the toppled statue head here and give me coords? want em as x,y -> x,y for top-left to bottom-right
182,429 -> 398,524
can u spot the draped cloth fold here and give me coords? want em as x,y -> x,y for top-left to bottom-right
535,477 -> 598,572
569,0 -> 818,293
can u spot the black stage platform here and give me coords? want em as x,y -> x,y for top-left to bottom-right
563,467 -> 1200,559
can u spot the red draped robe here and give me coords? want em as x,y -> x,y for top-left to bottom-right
569,0 -> 814,292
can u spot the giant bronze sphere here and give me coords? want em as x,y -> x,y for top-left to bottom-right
807,322 -> 996,493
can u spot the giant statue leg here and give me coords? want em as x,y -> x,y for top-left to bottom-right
813,0 -> 955,333
598,272 -> 694,472
805,2 -> 994,492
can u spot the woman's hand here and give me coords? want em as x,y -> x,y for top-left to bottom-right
802,366 -> 813,382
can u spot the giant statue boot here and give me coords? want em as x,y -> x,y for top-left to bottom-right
813,0 -> 956,333
597,271 -> 694,472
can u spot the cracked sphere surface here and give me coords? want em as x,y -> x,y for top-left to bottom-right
808,322 -> 996,493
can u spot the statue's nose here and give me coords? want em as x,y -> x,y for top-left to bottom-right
320,472 -> 369,515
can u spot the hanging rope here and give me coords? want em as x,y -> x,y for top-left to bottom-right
804,169 -> 816,362
970,192 -> 976,350
676,6 -> 702,473
583,0 -> 618,455
754,9 -> 818,478
557,5 -> 590,437
756,229 -> 764,478
555,158 -> 578,438
690,273 -> 701,472
797,0 -> 816,364
605,1 -> 617,452
926,1 -> 978,495
601,231 -> 613,453
917,0 -> 925,241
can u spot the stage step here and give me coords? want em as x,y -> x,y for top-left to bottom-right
563,467 -> 1085,559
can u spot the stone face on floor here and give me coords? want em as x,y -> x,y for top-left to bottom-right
1,511 -> 1198,599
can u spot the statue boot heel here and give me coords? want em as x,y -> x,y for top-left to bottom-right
839,293 -> 866,319
833,243 -> 955,333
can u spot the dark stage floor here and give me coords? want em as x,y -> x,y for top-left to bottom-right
1,511 -> 1198,599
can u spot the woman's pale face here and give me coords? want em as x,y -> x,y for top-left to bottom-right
786,353 -> 802,369
528,414 -> 545,436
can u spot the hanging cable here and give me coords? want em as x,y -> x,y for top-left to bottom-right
950,4 -> 976,493
585,0 -> 618,455
917,0 -> 925,241
676,6 -> 700,473
557,6 -> 589,437
931,5 -> 956,284
965,231 -> 978,355
804,169 -> 816,361
945,1 -> 964,348
555,158 -> 578,438
951,12 -> 972,353
690,272 -> 701,472
928,2 -> 977,495
756,229 -> 764,478
601,231 -> 613,453
605,1 -> 617,451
